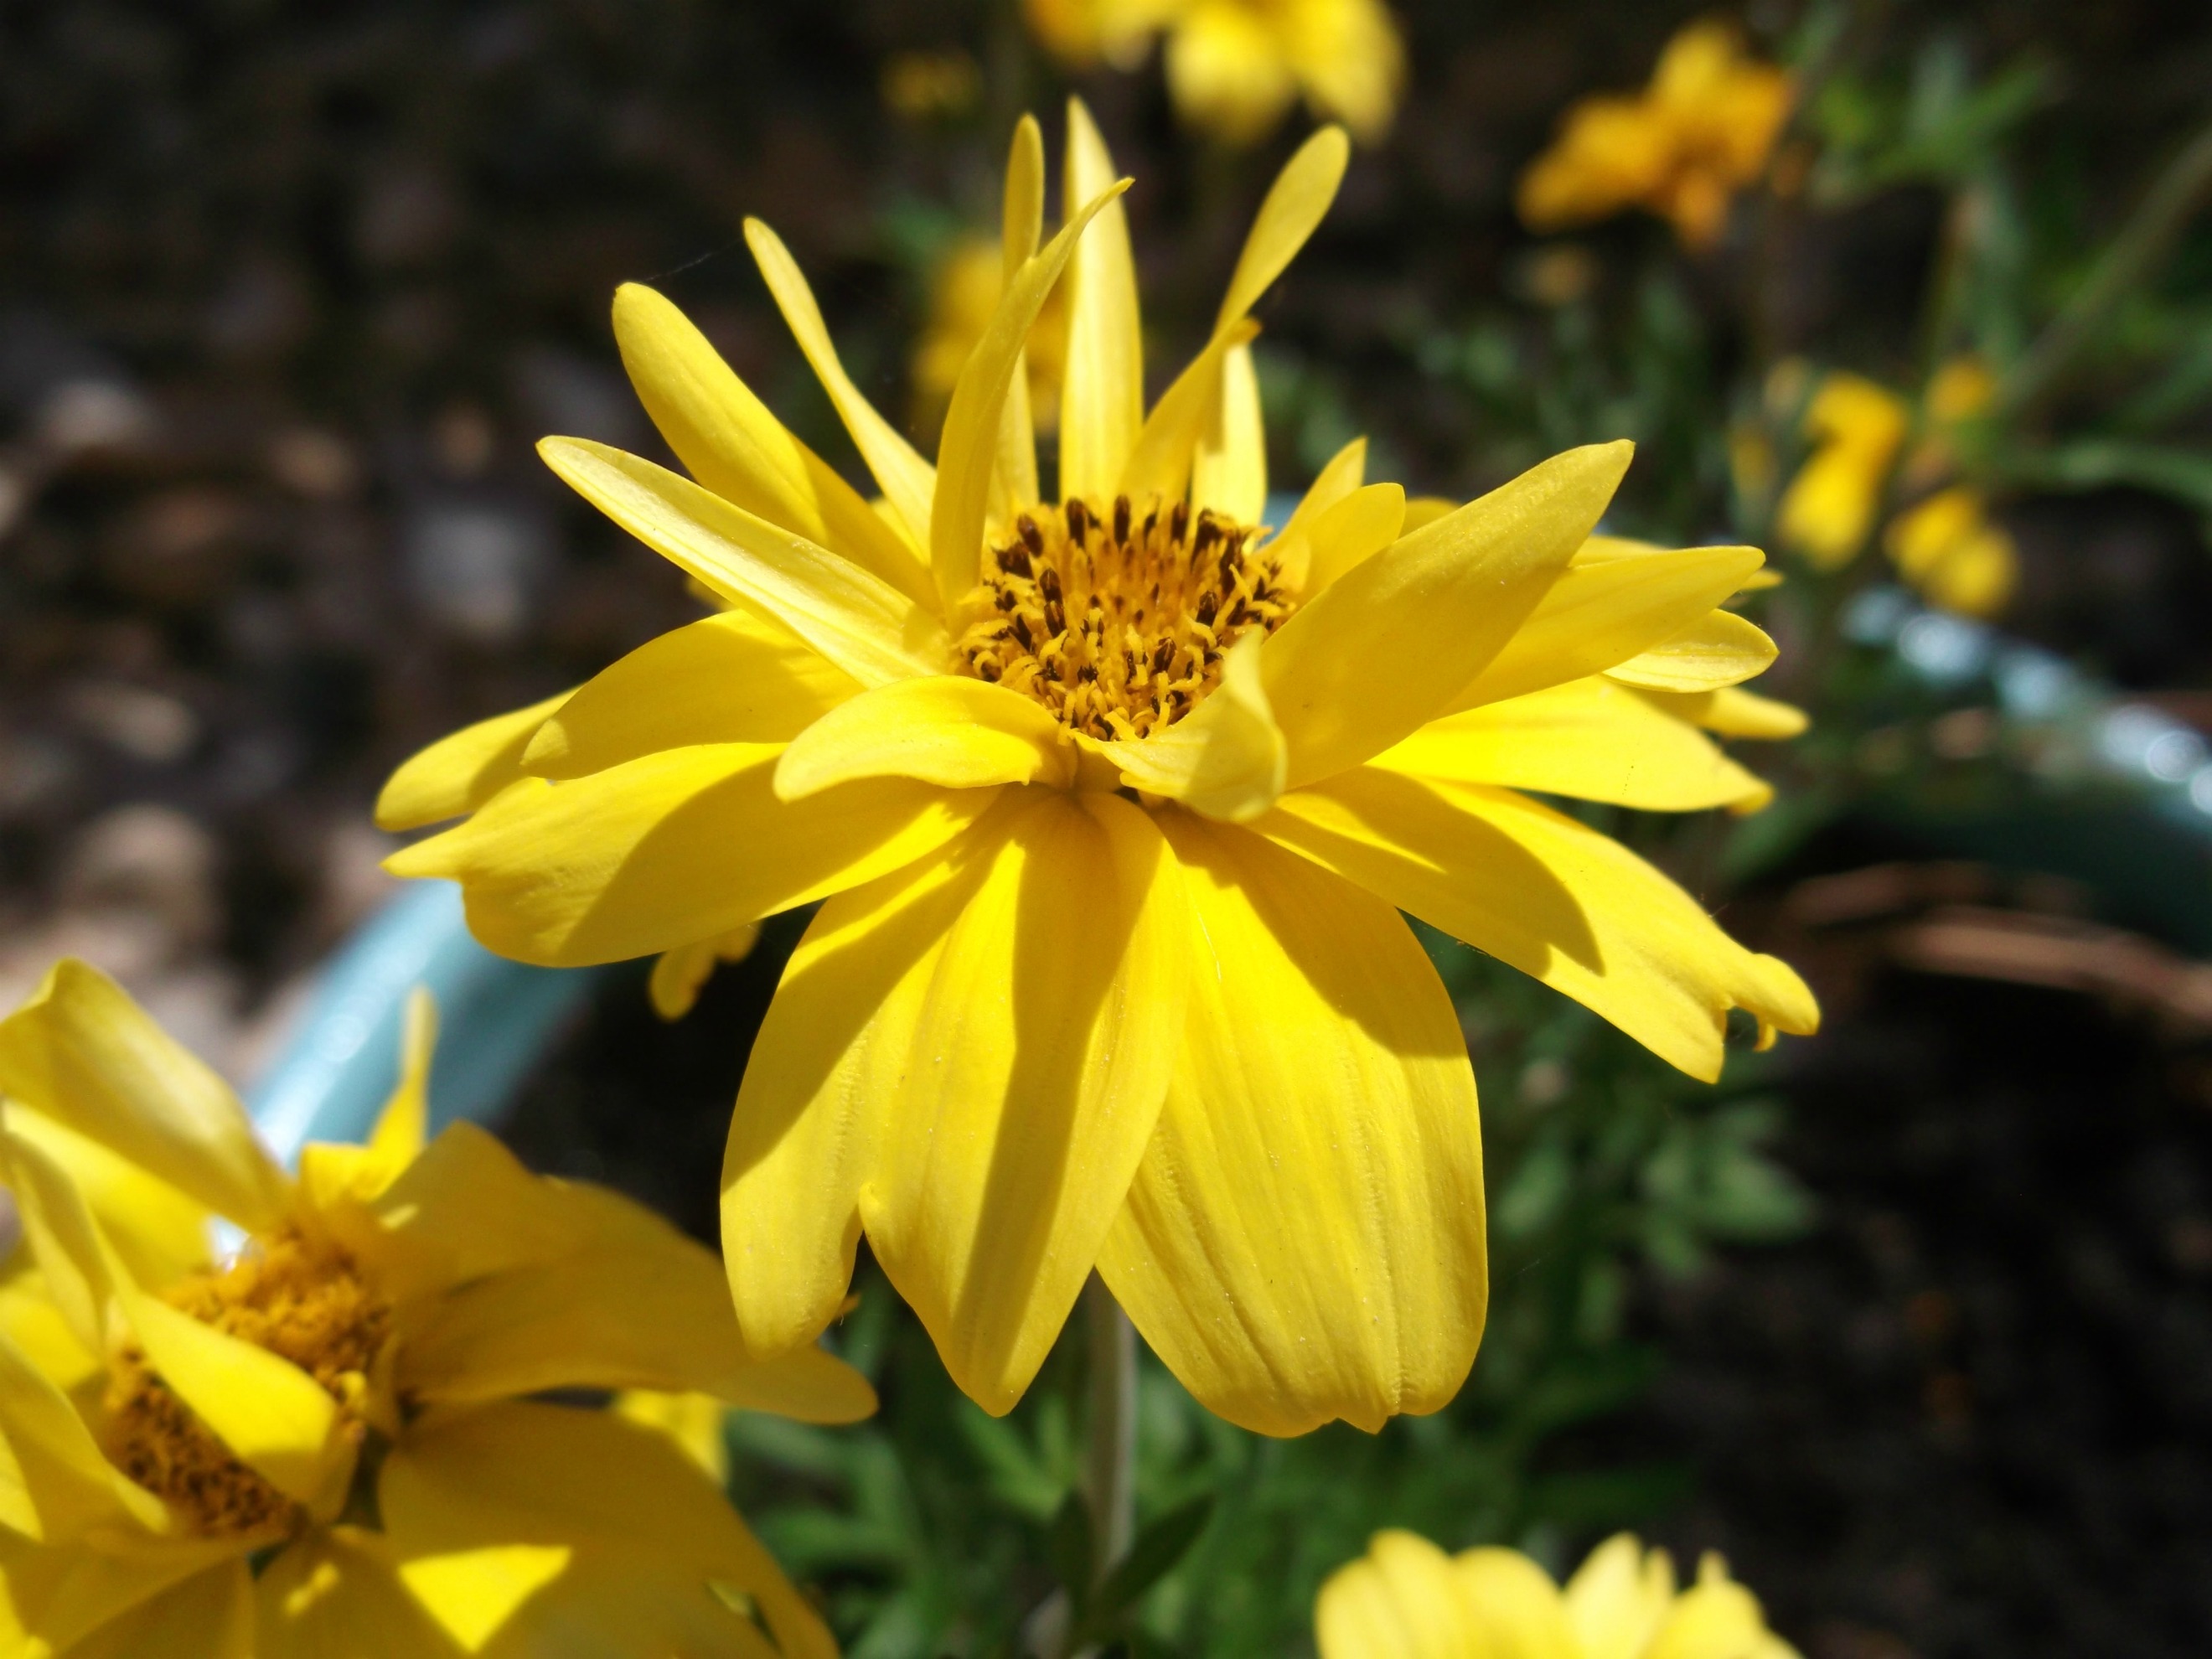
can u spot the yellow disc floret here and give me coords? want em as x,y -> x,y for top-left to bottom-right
102,1227 -> 389,1538
953,494 -> 1290,742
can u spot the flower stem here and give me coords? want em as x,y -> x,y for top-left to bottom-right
1083,1273 -> 1137,1577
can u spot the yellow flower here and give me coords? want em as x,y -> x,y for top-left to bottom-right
1885,486 -> 2017,619
912,235 -> 1068,441
0,959 -> 871,1657
1774,372 -> 1910,570
1518,22 -> 1794,249
1317,1528 -> 1801,1659
1026,0 -> 1404,145
380,110 -> 1817,1436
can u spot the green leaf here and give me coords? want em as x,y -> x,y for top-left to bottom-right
1086,1495 -> 1217,1631
1047,1493 -> 1095,1622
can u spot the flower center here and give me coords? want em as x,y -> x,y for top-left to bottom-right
953,494 -> 1290,742
103,1226 -> 390,1538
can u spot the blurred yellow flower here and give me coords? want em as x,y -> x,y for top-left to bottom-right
1026,0 -> 1404,145
1775,356 -> 2017,617
381,107 -> 1814,1436
912,235 -> 1068,438
880,49 -> 982,122
1317,1527 -> 1801,1659
0,960 -> 870,1656
1518,21 -> 1794,248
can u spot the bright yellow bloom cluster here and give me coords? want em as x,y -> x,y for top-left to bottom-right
1318,1528 -> 1801,1659
380,107 -> 1816,1439
1026,0 -> 1403,145
1775,358 -> 2017,617
1519,23 -> 1794,249
0,961 -> 870,1656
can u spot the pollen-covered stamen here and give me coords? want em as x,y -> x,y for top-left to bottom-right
954,493 -> 1291,741
103,1226 -> 390,1538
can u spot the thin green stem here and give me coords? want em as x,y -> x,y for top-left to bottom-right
1998,114 -> 2212,421
1083,1274 -> 1137,1576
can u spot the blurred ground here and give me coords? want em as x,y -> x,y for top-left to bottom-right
6,4 -> 2212,1655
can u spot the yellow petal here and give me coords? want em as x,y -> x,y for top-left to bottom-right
0,1260 -> 102,1397
1315,1530 -> 1481,1659
1451,1547 -> 1579,1657
388,1125 -> 876,1422
4,1107 -> 209,1290
0,959 -> 289,1234
726,793 -> 1189,1413
521,608 -> 858,779
1266,435 -> 1367,590
647,925 -> 759,1022
1098,815 -> 1483,1436
1058,98 -> 1146,503
1636,685 -> 1808,741
995,114 -> 1048,515
256,1527 -> 461,1659
1563,1533 -> 1676,1659
933,178 -> 1133,608
375,691 -> 571,832
1452,540 -> 1765,712
1217,125 -> 1351,328
1302,482 -> 1407,594
1378,678 -> 1773,812
1259,771 -> 1820,1080
1265,442 -> 1633,789
539,437 -> 947,688
1605,607 -> 1777,692
389,744 -> 992,968
298,987 -> 438,1212
44,1556 -> 253,1659
1646,1558 -> 1794,1659
1164,2 -> 1299,145
1191,339 -> 1267,524
0,1325 -> 167,1542
1098,632 -> 1285,822
384,1403 -> 839,1659
744,217 -> 938,552
776,675 -> 1074,799
610,282 -> 934,602
1276,0 -> 1404,142
1116,318 -> 1261,506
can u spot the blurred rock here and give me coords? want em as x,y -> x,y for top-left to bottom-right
62,680 -> 199,763
102,486 -> 247,606
34,378 -> 158,458
59,803 -> 222,957
204,254 -> 313,363
266,427 -> 361,499
354,165 -> 460,268
512,344 -> 647,450
403,493 -> 552,643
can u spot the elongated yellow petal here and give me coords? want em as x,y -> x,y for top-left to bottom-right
387,1125 -> 876,1421
1217,126 -> 1351,328
521,608 -> 857,779
5,1107 -> 209,1289
934,179 -> 1133,608
1059,98 -> 1145,502
0,1326 -> 167,1542
1452,1548 -> 1579,1656
995,115 -> 1048,515
776,676 -> 1073,799
1316,1530 -> 1482,1659
44,1556 -> 254,1659
1115,318 -> 1260,504
256,1528 -> 461,1659
611,282 -> 934,602
1098,815 -> 1483,1436
1191,339 -> 1267,524
0,960 -> 289,1234
540,438 -> 947,687
1260,771 -> 1819,1080
388,744 -> 994,967
1450,540 -> 1765,712
745,217 -> 938,552
1097,632 -> 1285,822
1378,679 -> 1772,812
1564,1534 -> 1676,1659
1638,685 -> 1809,740
1266,435 -> 1367,590
1605,607 -> 1777,692
1646,1562 -> 1791,1659
299,988 -> 437,1212
383,1403 -> 839,1659
375,691 -> 571,832
1302,482 -> 1407,594
646,925 -> 758,1023
857,792 -> 1187,1413
1265,442 -> 1632,789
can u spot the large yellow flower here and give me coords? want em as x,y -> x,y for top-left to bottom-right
381,110 -> 1816,1436
1518,22 -> 1793,249
1026,0 -> 1403,145
0,959 -> 870,1657
1317,1528 -> 1801,1659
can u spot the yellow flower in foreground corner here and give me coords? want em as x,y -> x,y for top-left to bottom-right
1318,1529 -> 1801,1659
380,107 -> 1816,1438
1026,0 -> 1403,145
1519,22 -> 1793,249
0,959 -> 871,1657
